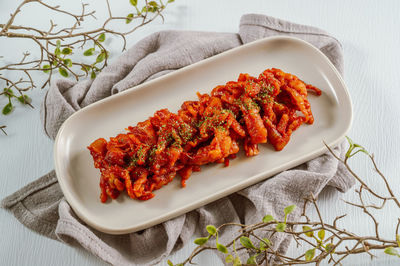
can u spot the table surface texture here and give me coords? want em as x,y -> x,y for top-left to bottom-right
1,0 -> 399,265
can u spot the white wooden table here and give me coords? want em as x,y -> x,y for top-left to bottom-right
1,0 -> 400,265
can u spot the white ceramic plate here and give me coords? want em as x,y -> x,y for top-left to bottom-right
54,36 -> 352,234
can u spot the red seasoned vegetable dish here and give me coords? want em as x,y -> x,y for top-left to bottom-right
88,68 -> 321,202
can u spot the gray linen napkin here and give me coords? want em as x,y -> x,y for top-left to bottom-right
2,14 -> 353,265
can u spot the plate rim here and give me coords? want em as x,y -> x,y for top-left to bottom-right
54,35 -> 353,234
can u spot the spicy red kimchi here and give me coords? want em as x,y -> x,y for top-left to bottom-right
88,68 -> 321,202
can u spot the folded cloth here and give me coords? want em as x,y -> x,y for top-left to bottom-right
1,14 -> 353,265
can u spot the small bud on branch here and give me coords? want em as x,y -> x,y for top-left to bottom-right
169,137 -> 400,265
0,0 -> 174,134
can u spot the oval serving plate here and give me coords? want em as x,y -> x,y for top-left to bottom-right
54,36 -> 352,234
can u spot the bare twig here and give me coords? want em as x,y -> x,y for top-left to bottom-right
1,0 -> 173,129
171,138 -> 400,265
0,125 -> 7,135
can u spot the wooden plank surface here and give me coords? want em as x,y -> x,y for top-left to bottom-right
1,0 -> 399,265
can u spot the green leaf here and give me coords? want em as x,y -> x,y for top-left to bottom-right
91,71 -> 96,79
141,1 -> 159,13
96,52 -> 106,63
4,88 -> 13,95
233,257 -> 242,266
284,205 -> 296,215
247,255 -> 257,265
129,0 -> 137,6
98,33 -> 106,42
345,136 -> 370,158
302,226 -> 314,237
206,225 -> 217,236
59,67 -> 69,77
42,64 -> 51,73
84,48 -> 95,56
168,0 -> 175,3
259,238 -> 271,250
384,247 -> 399,256
194,237 -> 208,246
325,243 -> 335,253
17,95 -> 31,104
148,1 -> 158,7
217,243 -> 228,254
318,229 -> 325,240
240,236 -> 256,249
262,214 -> 274,223
61,47 -> 72,55
305,248 -> 315,261
63,59 -> 73,67
345,135 -> 354,146
126,13 -> 134,24
345,136 -> 354,158
225,254 -> 233,263
52,59 -> 58,66
56,40 -> 61,49
275,223 -> 286,232
397,234 -> 400,247
263,238 -> 271,246
2,102 -> 13,115
167,259 -> 173,266
54,47 -> 61,56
